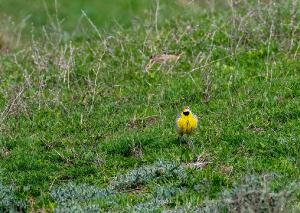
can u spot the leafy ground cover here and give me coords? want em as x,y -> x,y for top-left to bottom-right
0,0 -> 300,211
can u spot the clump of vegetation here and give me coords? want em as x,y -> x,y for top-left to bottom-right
50,183 -> 112,203
0,181 -> 26,212
111,160 -> 187,190
54,202 -> 100,213
51,161 -> 186,211
196,175 -> 300,213
127,185 -> 188,212
51,183 -> 110,212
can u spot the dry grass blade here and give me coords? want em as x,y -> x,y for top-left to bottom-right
219,165 -> 234,175
127,115 -> 157,129
150,54 -> 180,62
145,54 -> 181,72
0,35 -> 10,53
183,155 -> 211,169
131,143 -> 143,158
0,85 -> 27,124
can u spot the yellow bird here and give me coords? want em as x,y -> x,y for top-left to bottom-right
176,106 -> 198,137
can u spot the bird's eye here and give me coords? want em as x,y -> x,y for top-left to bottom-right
183,111 -> 190,116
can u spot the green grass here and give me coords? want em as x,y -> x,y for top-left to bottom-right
1,0 -> 300,211
0,0 -> 184,35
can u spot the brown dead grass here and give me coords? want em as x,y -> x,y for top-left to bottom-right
0,34 -> 12,52
145,54 -> 181,72
127,116 -> 157,129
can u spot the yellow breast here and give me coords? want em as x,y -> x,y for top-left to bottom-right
176,113 -> 198,135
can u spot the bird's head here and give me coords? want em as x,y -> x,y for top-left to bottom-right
182,106 -> 190,116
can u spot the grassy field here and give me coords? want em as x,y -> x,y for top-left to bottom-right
1,0 -> 300,212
